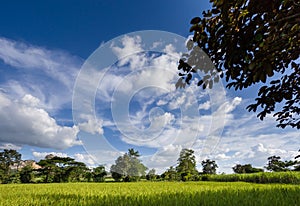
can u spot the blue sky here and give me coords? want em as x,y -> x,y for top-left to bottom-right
0,1 -> 299,174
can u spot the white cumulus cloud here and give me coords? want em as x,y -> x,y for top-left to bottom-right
0,92 -> 81,149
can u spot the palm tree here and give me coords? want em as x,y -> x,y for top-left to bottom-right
128,148 -> 140,157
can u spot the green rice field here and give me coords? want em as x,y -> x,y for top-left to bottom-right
0,182 -> 299,206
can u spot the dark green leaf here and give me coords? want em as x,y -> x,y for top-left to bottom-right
190,17 -> 201,24
197,80 -> 204,86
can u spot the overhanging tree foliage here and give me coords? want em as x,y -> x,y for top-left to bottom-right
178,0 -> 300,128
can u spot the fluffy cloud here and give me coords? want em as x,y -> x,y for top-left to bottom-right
111,35 -> 145,70
198,101 -> 211,110
73,153 -> 97,166
0,92 -> 81,149
78,114 -> 104,135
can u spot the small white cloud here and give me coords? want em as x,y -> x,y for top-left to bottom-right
215,153 -> 230,160
111,35 -> 143,58
198,101 -> 210,110
21,94 -> 40,107
73,153 -> 96,166
151,41 -> 162,49
216,97 -> 242,115
111,35 -> 146,70
78,114 -> 104,135
0,143 -> 22,150
163,44 -> 180,59
156,99 -> 168,106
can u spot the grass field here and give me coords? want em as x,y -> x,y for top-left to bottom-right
0,182 -> 299,206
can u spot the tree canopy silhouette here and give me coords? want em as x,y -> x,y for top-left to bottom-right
177,0 -> 300,129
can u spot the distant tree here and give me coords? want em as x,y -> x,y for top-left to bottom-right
19,165 -> 34,183
110,149 -> 147,182
232,164 -> 244,174
64,160 -> 89,182
266,156 -> 296,172
110,155 -> 130,181
177,0 -> 300,129
176,149 -> 198,181
201,159 -> 218,174
0,149 -> 22,183
37,157 -> 59,183
146,168 -> 156,181
84,171 -> 93,182
266,156 -> 283,172
162,166 -> 178,181
93,165 -> 107,182
111,169 -> 123,182
37,155 -> 88,183
232,164 -> 264,174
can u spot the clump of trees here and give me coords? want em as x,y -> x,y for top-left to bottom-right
0,149 -> 108,184
232,164 -> 264,174
161,149 -> 218,181
108,148 -> 300,182
37,155 -> 92,183
231,153 -> 300,174
265,155 -> 299,172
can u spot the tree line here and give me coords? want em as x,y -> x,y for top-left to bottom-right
0,149 -> 106,184
0,148 -> 299,183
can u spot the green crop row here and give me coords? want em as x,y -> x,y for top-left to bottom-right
202,171 -> 300,184
0,182 -> 299,206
